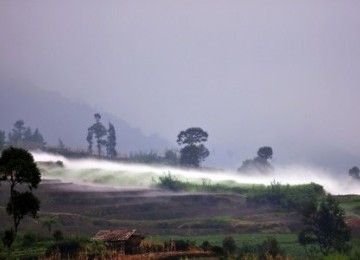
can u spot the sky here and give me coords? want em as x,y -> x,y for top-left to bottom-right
1,1 -> 360,169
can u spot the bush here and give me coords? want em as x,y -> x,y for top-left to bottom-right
173,239 -> 193,251
45,240 -> 82,258
247,182 -> 325,210
222,236 -> 236,255
157,173 -> 187,192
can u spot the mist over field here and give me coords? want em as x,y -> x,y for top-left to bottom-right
33,152 -> 359,196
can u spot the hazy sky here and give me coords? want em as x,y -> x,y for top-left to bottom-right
1,1 -> 360,168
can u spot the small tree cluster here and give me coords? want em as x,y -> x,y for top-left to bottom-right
238,146 -> 274,174
87,114 -> 117,158
6,120 -> 46,150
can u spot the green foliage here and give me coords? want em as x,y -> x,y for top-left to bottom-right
177,127 -> 209,167
299,194 -> 351,256
157,173 -> 187,191
222,236 -> 236,255
129,151 -> 162,164
247,181 -> 325,210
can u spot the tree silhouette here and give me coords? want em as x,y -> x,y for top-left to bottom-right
106,123 -> 117,158
87,114 -> 108,157
298,195 -> 351,255
349,166 -> 360,180
0,147 -> 41,249
238,146 -> 274,174
177,127 -> 209,167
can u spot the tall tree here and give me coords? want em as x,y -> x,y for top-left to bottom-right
298,195 -> 351,255
8,120 -> 26,146
106,123 -> 117,158
87,113 -> 107,157
177,127 -> 209,167
0,147 -> 41,249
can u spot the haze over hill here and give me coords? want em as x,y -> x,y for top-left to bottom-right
0,81 -> 171,155
1,1 -> 360,171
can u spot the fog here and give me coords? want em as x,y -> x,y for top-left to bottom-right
33,152 -> 360,196
1,1 -> 360,170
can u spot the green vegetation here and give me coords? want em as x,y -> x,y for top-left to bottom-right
299,194 -> 351,255
156,173 -> 325,210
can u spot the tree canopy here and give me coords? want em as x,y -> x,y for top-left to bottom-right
298,194 -> 351,255
238,146 -> 274,174
349,166 -> 360,180
177,127 -> 209,167
0,147 -> 41,249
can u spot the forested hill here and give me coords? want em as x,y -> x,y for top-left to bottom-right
0,80 -> 171,154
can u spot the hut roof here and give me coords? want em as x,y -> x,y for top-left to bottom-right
92,229 -> 143,242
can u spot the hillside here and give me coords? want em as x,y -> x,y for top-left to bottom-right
0,79 -> 172,154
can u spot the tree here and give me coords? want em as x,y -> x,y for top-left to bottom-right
0,130 -> 5,150
8,120 -> 26,146
177,127 -> 209,167
164,149 -> 179,165
349,166 -> 360,180
106,123 -> 117,158
298,194 -> 351,256
257,146 -> 273,160
238,146 -> 274,173
0,147 -> 41,249
42,217 -> 58,234
87,113 -> 108,157
7,120 -> 46,149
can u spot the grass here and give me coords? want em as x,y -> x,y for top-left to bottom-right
338,195 -> 360,218
146,233 -> 304,255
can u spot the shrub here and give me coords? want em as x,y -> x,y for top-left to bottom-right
157,173 -> 187,191
45,240 -> 82,258
222,236 -> 236,255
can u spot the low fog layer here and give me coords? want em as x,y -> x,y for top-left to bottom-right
33,152 -> 359,196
